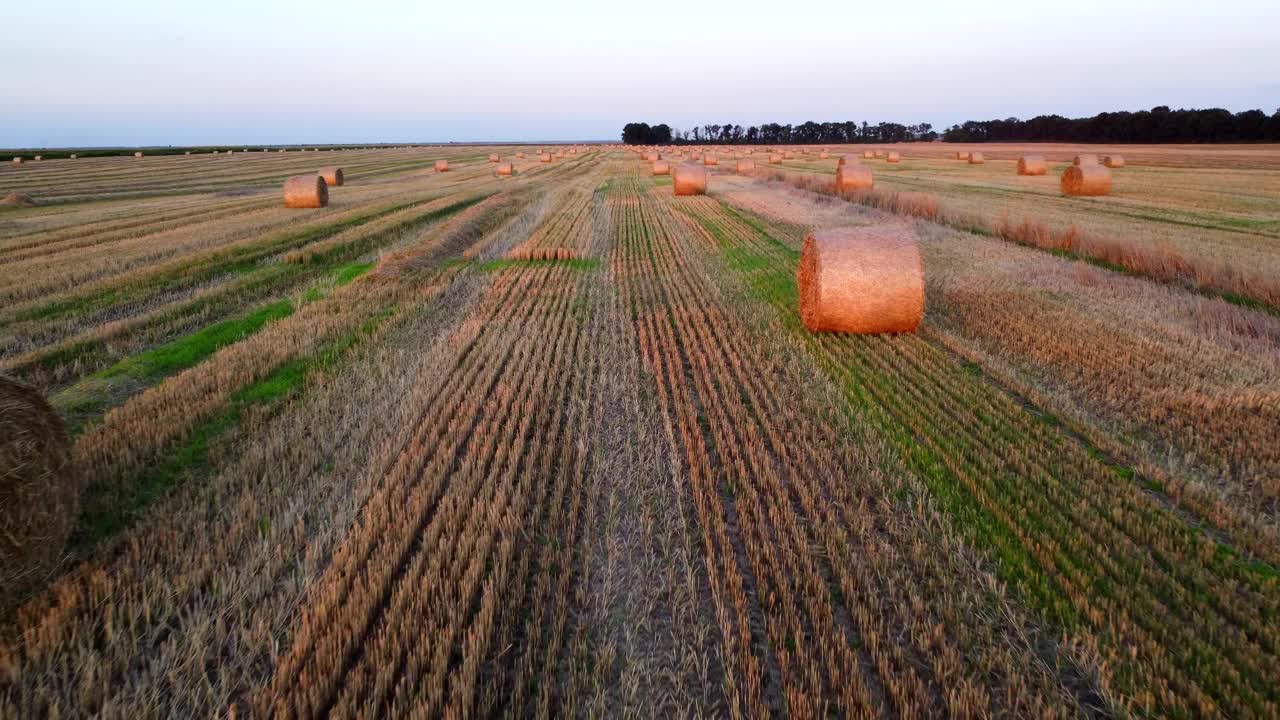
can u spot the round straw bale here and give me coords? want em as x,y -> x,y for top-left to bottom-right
496,162 -> 514,176
703,154 -> 718,166
1060,164 -> 1112,196
736,159 -> 755,173
955,151 -> 969,160
820,151 -> 830,159
318,167 -> 344,186
1,193 -> 38,208
435,160 -> 449,172
783,151 -> 795,159
645,151 -> 660,162
1102,155 -> 1125,168
283,175 -> 328,208
860,151 -> 873,160
69,154 -> 76,159
134,152 -> 143,158
886,151 -> 900,163
838,154 -> 856,166
797,224 -> 924,335
836,163 -> 874,191
968,152 -> 985,164
184,151 -> 191,155
540,153 -> 552,162
873,151 -> 884,158
12,157 -> 22,164
1017,155 -> 1047,175
489,154 -> 500,163
652,161 -> 671,176
769,154 -> 782,164
1073,154 -> 1098,166
673,164 -> 708,196
1,377 -> 80,614
33,155 -> 42,162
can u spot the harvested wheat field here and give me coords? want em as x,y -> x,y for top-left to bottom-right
1,142 -> 1278,720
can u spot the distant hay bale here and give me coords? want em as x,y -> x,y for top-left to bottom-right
886,151 -> 900,163
873,151 -> 884,158
769,154 -> 782,164
736,159 -> 755,173
435,160 -> 450,172
540,153 -> 552,162
1,377 -> 80,615
185,151 -> 191,155
652,161 -> 671,176
68,154 -> 76,159
496,162 -> 514,176
836,163 -> 874,192
797,225 -> 924,335
1060,164 -> 1112,196
863,151 -> 875,159
645,151 -> 660,161
1017,156 -> 1047,175
1103,155 -> 1125,168
838,155 -> 856,166
489,154 -> 500,163
516,152 -> 526,159
783,151 -> 795,159
703,154 -> 718,166
673,164 -> 708,196
1073,154 -> 1099,166
12,157 -> 22,164
1,193 -> 38,208
820,151 -> 830,159
134,152 -> 143,158
955,151 -> 969,160
283,175 -> 328,208
33,155 -> 42,161
968,152 -> 985,164
318,167 -> 345,186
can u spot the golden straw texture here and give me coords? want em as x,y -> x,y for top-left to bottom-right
797,225 -> 925,334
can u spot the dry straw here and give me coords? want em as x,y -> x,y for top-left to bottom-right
435,160 -> 450,172
736,159 -> 755,173
283,175 -> 329,208
955,151 -> 969,160
797,224 -> 924,335
1103,155 -> 1125,168
496,162 -> 514,176
886,151 -> 900,163
1017,156 -> 1047,175
769,154 -> 782,164
863,151 -> 875,159
1,193 -> 38,208
540,153 -> 552,162
836,163 -> 874,191
703,154 -> 718,166
673,163 -> 708,195
1073,154 -> 1099,166
1,377 -> 80,615
652,161 -> 671,176
318,167 -> 345,186
1061,164 -> 1112,196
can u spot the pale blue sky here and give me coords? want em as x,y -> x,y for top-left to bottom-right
4,0 -> 1277,147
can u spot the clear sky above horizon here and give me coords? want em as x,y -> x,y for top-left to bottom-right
4,0 -> 1278,147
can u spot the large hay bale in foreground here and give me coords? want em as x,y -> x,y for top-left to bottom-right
673,164 -> 707,196
1,377 -> 80,614
434,160 -> 449,172
318,167 -> 345,186
1073,154 -> 1098,166
1017,156 -> 1047,175
736,159 -> 755,173
797,225 -> 924,335
836,163 -> 873,191
1103,155 -> 1125,168
968,152 -> 985,164
496,162 -> 514,176
1,193 -> 38,208
283,175 -> 328,208
652,161 -> 671,176
1061,164 -> 1112,196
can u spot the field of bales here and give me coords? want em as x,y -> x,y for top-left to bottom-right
1,143 -> 1278,718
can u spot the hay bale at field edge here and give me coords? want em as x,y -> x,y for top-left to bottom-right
1017,156 -> 1047,175
886,151 -> 900,163
797,224 -> 924,335
968,152 -> 985,164
496,162 -> 514,176
836,163 -> 874,191
283,175 -> 328,208
1103,155 -> 1125,168
434,160 -> 449,172
673,163 -> 708,196
318,167 -> 344,186
1061,164 -> 1112,196
1,376 -> 81,616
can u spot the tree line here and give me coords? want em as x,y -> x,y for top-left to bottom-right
622,121 -> 938,145
942,106 -> 1280,143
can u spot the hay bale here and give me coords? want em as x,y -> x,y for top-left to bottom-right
736,159 -> 755,173
12,157 -> 21,164
489,154 -> 500,163
968,152 -> 985,164
1,193 -> 38,208
540,153 -> 552,162
703,154 -> 718,166
652,161 -> 671,176
836,163 -> 874,191
1103,155 -> 1125,168
283,175 -> 328,208
863,151 -> 875,159
69,154 -> 77,159
134,152 -> 143,158
496,162 -> 514,176
1060,164 -> 1112,196
873,151 -> 884,159
783,151 -> 795,159
797,225 -> 924,335
769,154 -> 782,164
1017,156 -> 1047,175
645,151 -> 660,162
318,167 -> 344,186
516,151 -> 526,159
955,151 -> 969,161
33,155 -> 42,162
820,151 -> 830,159
1073,154 -> 1099,166
1,377 -> 80,614
434,160 -> 449,172
673,164 -> 707,196
886,151 -> 900,163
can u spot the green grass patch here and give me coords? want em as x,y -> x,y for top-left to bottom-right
478,257 -> 600,273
